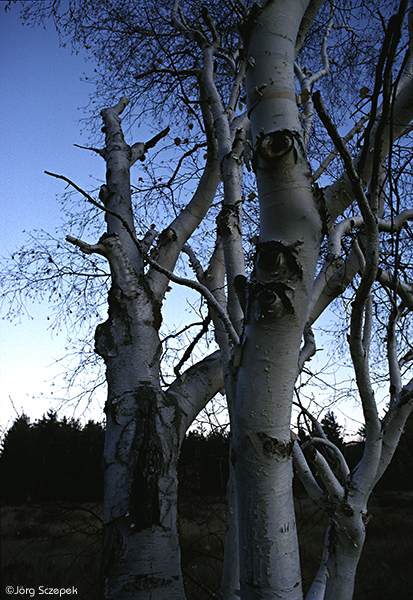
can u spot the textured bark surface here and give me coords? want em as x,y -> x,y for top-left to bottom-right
232,2 -> 322,598
91,99 -> 187,600
96,270 -> 186,598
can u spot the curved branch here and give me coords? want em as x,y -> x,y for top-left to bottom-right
146,87 -> 220,298
376,268 -> 413,310
324,75 -> 413,221
305,522 -> 331,600
308,208 -> 413,327
167,350 -> 224,441
295,0 -> 325,57
292,440 -> 324,502
307,3 -> 334,87
313,449 -> 345,500
313,92 -> 381,450
371,379 -> 413,488
298,327 -> 316,372
295,2 -> 334,144
302,437 -> 350,482
182,244 -> 205,282
312,115 -> 369,182
308,217 -> 362,323
171,0 -> 207,45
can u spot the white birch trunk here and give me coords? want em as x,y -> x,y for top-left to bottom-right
92,98 -> 225,600
323,507 -> 367,600
96,248 -> 185,598
233,2 -> 322,598
94,101 -> 186,599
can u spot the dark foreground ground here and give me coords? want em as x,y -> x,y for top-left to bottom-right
1,492 -> 412,600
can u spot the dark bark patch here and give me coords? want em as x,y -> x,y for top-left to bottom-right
340,500 -> 355,517
362,510 -> 371,525
328,520 -> 338,553
313,182 -> 333,235
129,386 -> 163,531
234,274 -> 248,313
128,574 -> 179,592
101,522 -> 125,591
248,280 -> 294,320
257,432 -> 292,458
231,448 -> 237,466
216,203 -> 242,237
158,227 -> 177,245
95,284 -> 135,359
237,240 -> 304,321
261,130 -> 294,159
256,240 -> 303,281
95,319 -> 116,359
138,273 -> 163,332
239,3 -> 261,49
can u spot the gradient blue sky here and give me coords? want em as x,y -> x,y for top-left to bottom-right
0,5 -> 104,432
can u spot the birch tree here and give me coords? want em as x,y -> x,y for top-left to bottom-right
2,1 -> 413,599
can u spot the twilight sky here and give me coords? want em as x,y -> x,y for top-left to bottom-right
0,5 -> 104,432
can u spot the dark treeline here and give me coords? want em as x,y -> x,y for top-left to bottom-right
0,412 -> 104,504
0,412 -> 230,504
0,411 -> 411,504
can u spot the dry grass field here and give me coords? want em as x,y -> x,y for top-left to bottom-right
1,493 -> 412,600
1,503 -> 102,599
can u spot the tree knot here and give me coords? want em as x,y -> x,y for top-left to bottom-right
253,130 -> 300,170
257,432 -> 292,458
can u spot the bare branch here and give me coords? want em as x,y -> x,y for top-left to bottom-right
313,449 -> 345,500
74,143 -> 105,156
302,437 -> 350,482
292,439 -> 324,502
295,0 -> 325,56
307,3 -> 335,87
312,95 -> 380,443
295,2 -> 334,144
313,91 -> 374,224
374,379 -> 413,487
305,524 -> 331,600
173,312 -> 212,376
376,268 -> 413,310
167,350 -> 224,440
312,115 -> 369,182
45,171 -> 239,346
171,0 -> 207,45
182,244 -> 205,282
66,236 -> 108,257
